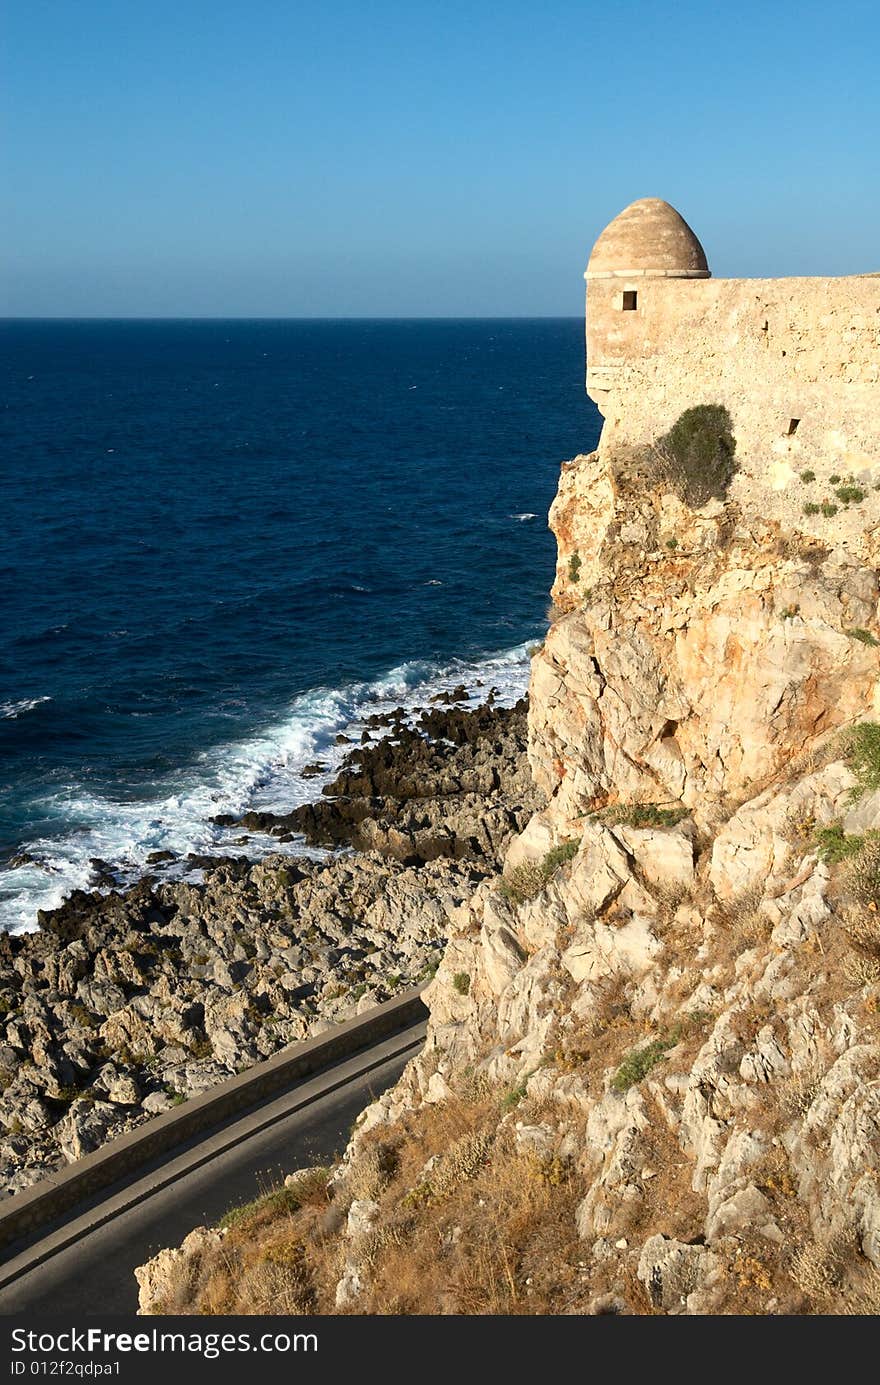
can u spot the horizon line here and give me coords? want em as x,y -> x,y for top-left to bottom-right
0,314 -> 583,323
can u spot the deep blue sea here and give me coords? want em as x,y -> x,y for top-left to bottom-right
0,319 -> 600,932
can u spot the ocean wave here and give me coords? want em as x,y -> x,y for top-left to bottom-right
1,696 -> 52,720
510,513 -> 538,521
0,642 -> 533,934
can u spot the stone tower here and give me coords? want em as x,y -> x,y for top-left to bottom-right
585,198 -> 710,406
580,198 -> 877,496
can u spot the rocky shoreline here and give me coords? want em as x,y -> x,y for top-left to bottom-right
0,695 -> 538,1198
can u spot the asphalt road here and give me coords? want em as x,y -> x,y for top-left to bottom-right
0,1020 -> 425,1316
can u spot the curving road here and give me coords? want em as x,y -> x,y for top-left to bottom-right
0,1017 -> 425,1315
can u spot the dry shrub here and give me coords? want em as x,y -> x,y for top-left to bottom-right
784,733 -> 842,783
842,952 -> 880,989
406,1129 -> 493,1207
842,1267 -> 880,1315
790,1237 -> 880,1314
734,906 -> 773,951
789,1239 -> 846,1302
779,1068 -> 824,1122
752,1145 -> 798,1200
548,974 -> 639,1088
344,1142 -> 399,1202
500,842 -> 579,906
841,906 -> 880,956
840,839 -> 880,910
360,1144 -> 585,1315
500,861 -> 546,905
231,1234 -> 315,1313
714,886 -> 773,960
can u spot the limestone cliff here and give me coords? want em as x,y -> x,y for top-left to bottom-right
523,443 -> 880,845
137,426 -> 880,1316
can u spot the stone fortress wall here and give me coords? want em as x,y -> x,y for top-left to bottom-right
585,200 -> 880,509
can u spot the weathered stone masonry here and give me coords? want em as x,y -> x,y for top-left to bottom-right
586,199 -> 879,487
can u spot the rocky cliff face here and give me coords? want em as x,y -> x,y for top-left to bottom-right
526,445 -> 879,839
137,436 -> 880,1316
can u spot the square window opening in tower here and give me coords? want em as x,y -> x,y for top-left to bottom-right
622,291 -> 638,311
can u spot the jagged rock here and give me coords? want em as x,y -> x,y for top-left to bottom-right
95,1063 -> 142,1105
529,443 -> 879,833
562,914 -> 662,984
334,1266 -> 363,1309
202,992 -> 253,1065
786,1044 -> 880,1266
612,824 -> 695,894
480,912 -> 526,996
637,1235 -> 712,1313
705,1184 -> 781,1243
75,977 -> 127,1016
55,1099 -> 120,1162
709,762 -> 854,902
135,1227 -> 226,1315
346,1197 -> 380,1241
575,1089 -> 651,1241
564,822 -> 631,916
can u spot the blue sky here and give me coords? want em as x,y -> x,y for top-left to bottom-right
3,0 -> 879,316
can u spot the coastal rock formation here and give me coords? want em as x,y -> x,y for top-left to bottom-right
136,286 -> 880,1315
226,698 -> 538,865
0,698 -> 535,1196
528,444 -> 879,836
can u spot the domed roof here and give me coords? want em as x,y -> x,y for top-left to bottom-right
586,198 -> 710,279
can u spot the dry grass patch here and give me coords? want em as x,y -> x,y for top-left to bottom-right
344,1141 -> 400,1202
839,838 -> 880,909
842,951 -> 880,989
787,1235 -> 880,1315
357,1139 -> 587,1314
842,1266 -> 880,1315
712,889 -> 774,963
145,1080 -> 612,1316
778,1068 -> 824,1123
840,904 -> 880,956
612,1098 -> 704,1247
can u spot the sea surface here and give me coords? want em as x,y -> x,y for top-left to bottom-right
0,319 -> 601,932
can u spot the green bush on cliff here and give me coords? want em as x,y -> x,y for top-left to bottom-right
652,404 -> 737,507
500,840 -> 580,905
835,485 -> 866,505
541,839 -> 579,872
814,824 -> 867,864
598,803 -> 687,829
611,1028 -> 682,1093
844,722 -> 880,795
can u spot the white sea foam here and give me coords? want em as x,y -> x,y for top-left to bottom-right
0,642 -> 533,934
1,696 -> 52,719
510,513 -> 538,521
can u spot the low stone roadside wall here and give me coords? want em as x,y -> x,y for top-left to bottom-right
0,987 -> 426,1256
